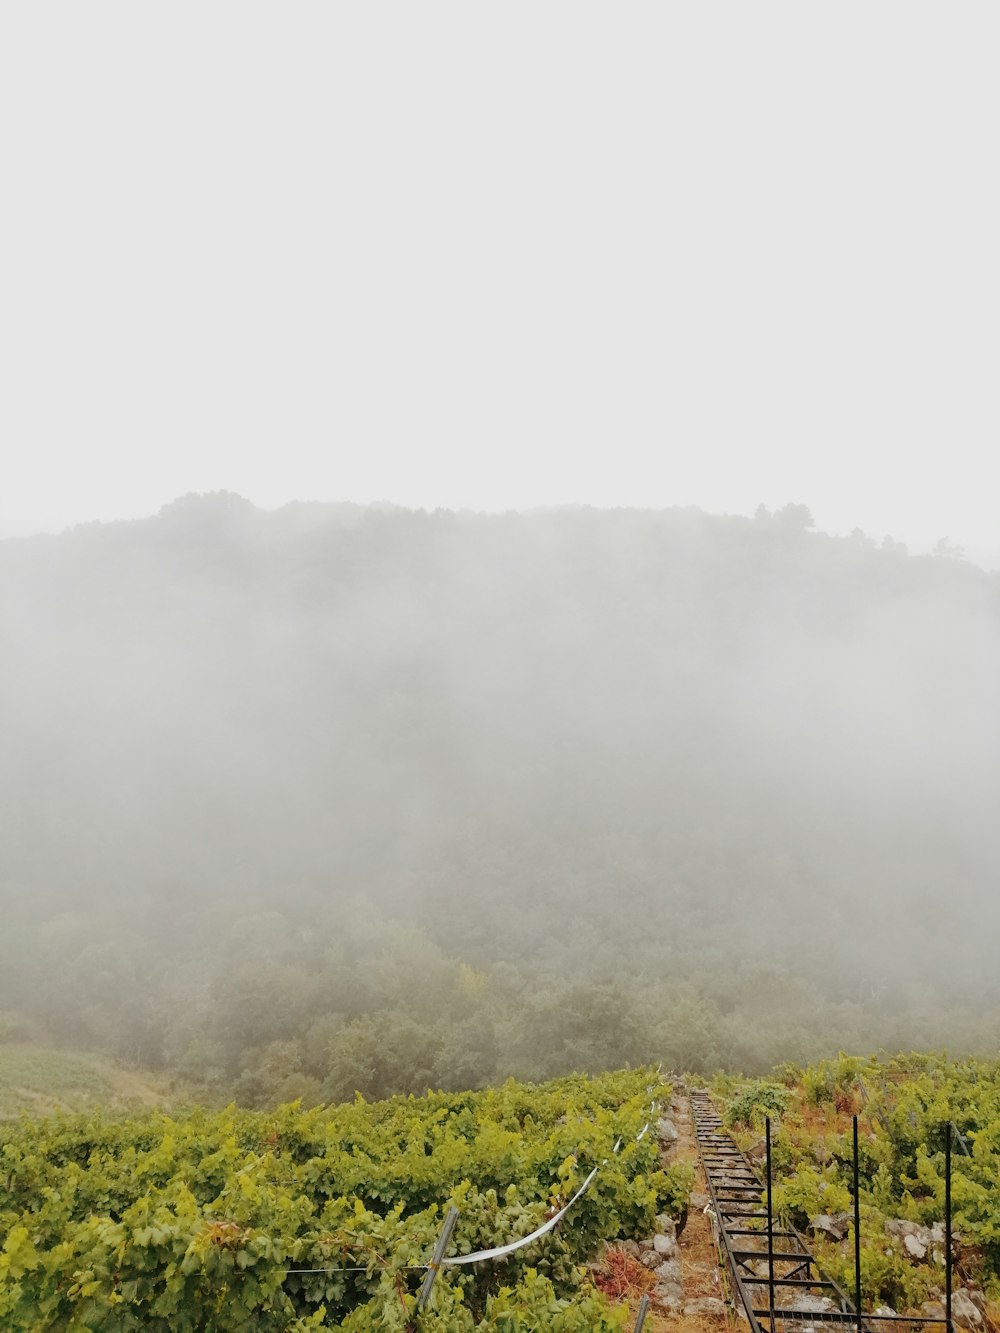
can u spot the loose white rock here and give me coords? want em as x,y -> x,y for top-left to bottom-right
952,1290 -> 984,1328
657,1117 -> 679,1143
654,1258 -> 682,1284
683,1298 -> 728,1317
654,1279 -> 684,1308
788,1294 -> 835,1313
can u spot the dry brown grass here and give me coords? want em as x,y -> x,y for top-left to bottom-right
594,1248 -> 658,1304
615,1295 -> 738,1333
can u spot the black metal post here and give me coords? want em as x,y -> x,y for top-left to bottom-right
853,1115 -> 862,1333
766,1115 -> 776,1333
945,1125 -> 952,1333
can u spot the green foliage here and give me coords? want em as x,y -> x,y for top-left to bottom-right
771,1163 -> 852,1225
722,1080 -> 790,1129
0,1067 -> 681,1328
727,1054 -> 1000,1311
481,1269 -> 629,1330
658,1162 -> 696,1221
817,1234 -> 939,1313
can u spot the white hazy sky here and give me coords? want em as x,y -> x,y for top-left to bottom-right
2,4 -> 998,567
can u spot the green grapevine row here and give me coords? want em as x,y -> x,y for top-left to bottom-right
0,1066 -> 685,1330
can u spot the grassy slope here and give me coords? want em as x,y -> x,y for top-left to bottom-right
0,1044 -> 167,1119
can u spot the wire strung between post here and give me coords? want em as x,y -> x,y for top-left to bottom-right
284,1264 -> 427,1274
280,1101 -> 663,1278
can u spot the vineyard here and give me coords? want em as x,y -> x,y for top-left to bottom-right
715,1054 -> 1000,1324
7,1052 -> 1000,1331
0,1066 -> 686,1331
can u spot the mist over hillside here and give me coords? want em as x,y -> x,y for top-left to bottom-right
2,494 -> 998,1097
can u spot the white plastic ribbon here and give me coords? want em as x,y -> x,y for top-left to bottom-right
440,1093 -> 658,1268
441,1166 -> 600,1266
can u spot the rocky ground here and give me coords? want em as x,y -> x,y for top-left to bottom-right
664,1084 -> 730,1327
600,1082 -> 732,1332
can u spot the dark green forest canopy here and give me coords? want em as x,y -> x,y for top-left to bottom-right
2,495 -> 998,1096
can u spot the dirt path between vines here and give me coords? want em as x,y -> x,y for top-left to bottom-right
622,1085 -> 732,1333
669,1086 -> 731,1331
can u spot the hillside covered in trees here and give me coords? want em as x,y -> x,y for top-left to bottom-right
1,496 -> 998,1103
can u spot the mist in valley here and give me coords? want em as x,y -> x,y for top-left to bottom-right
2,493 -> 998,1104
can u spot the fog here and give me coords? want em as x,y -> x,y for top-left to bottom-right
1,494 -> 998,1100
4,7 -> 1000,575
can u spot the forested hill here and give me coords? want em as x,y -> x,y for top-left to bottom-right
2,495 -> 999,1096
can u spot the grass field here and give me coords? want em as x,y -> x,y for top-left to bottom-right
0,1044 -> 167,1119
